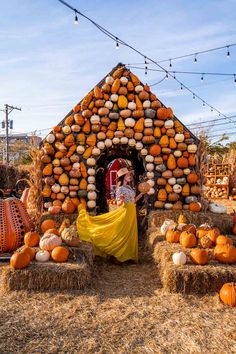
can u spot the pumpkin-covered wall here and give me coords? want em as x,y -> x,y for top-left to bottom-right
41,63 -> 200,215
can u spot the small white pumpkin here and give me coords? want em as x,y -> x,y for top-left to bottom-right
70,155 -> 79,163
168,177 -> 176,186
164,120 -> 174,129
121,137 -> 128,144
175,133 -> 184,142
147,187 -> 155,195
147,179 -> 155,187
145,155 -> 154,163
97,141 -> 105,150
87,200 -> 96,208
172,251 -> 187,266
105,101 -> 113,110
73,162 -> 80,169
173,184 -> 182,193
143,100 -> 151,109
165,203 -> 173,210
144,118 -> 153,127
88,168 -> 96,176
51,184 -> 60,193
76,145 -> 85,154
135,85 -> 144,93
125,118 -> 136,128
71,125 -> 80,132
146,163 -> 154,171
61,186 -> 69,194
136,142 -> 143,150
187,144 -> 198,153
128,101 -> 136,110
35,250 -> 50,263
128,139 -> 136,147
120,76 -> 128,85
209,202 -> 227,214
88,191 -> 97,200
141,148 -> 148,156
62,126 -> 71,135
105,139 -> 112,148
90,115 -> 100,125
88,176 -> 95,183
160,219 -> 176,235
87,158 -> 96,166
147,171 -> 154,179
46,133 -> 55,144
105,76 -> 114,85
113,137 -> 120,145
183,168 -> 191,175
92,147 -> 101,157
174,150 -> 182,157
87,183 -> 96,191
110,94 -> 118,102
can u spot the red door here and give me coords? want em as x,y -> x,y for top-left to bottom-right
105,158 -> 132,200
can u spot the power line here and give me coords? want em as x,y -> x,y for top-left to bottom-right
191,121 -> 236,130
207,131 -> 236,138
57,0 -> 236,128
188,115 -> 236,127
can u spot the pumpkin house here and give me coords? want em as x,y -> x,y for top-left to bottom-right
41,63 -> 200,215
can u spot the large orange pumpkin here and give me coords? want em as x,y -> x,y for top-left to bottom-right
219,283 -> 236,307
24,231 -> 40,247
51,246 -> 69,263
214,244 -> 236,264
0,198 -> 31,252
216,235 -> 233,246
180,231 -> 197,248
21,246 -> 36,261
10,252 -> 31,269
166,229 -> 181,243
206,227 -> 221,244
190,248 -> 208,265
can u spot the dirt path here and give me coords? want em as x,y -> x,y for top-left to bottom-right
0,259 -> 235,354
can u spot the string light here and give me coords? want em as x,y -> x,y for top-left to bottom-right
169,59 -> 172,68
116,37 -> 119,49
201,74 -> 204,81
234,75 -> 236,83
165,73 -> 169,80
193,94 -> 195,99
194,54 -> 198,62
173,71 -> 176,79
180,84 -> 183,90
227,46 -> 230,57
74,10 -> 78,24
203,102 -> 205,106
145,66 -> 148,75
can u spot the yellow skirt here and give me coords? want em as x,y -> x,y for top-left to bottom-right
77,203 -> 138,262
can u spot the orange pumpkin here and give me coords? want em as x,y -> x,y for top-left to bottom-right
189,202 -> 201,212
156,107 -> 169,120
10,252 -> 31,269
21,246 -> 36,261
187,172 -> 199,184
41,219 -> 57,233
214,244 -> 236,264
51,246 -> 69,263
219,283 -> 236,307
206,227 -> 220,244
177,157 -> 188,168
216,235 -> 233,246
24,231 -> 40,247
196,224 -> 211,238
190,248 -> 208,265
180,231 -> 197,248
182,224 -> 196,235
62,198 -> 76,214
166,229 -> 181,243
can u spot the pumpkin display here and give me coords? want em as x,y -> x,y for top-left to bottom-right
51,246 -> 69,263
219,283 -> 236,307
41,65 -> 199,213
10,252 -> 31,269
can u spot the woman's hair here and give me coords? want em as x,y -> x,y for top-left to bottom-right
116,172 -> 135,188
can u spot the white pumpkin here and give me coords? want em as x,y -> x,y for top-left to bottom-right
88,191 -> 97,200
88,168 -> 95,176
164,120 -> 174,129
51,184 -> 60,193
187,144 -> 198,153
183,168 -> 191,175
105,101 -> 113,110
73,162 -> 80,169
168,177 -> 176,186
90,115 -> 100,124
135,85 -> 144,93
113,137 -> 120,145
125,118 -> 135,127
105,76 -> 114,85
46,133 -> 55,144
87,183 -> 96,191
147,187 -> 155,195
128,101 -> 136,110
128,139 -> 136,147
62,126 -> 71,135
141,148 -> 148,156
61,186 -> 69,194
174,150 -> 182,157
87,158 -> 96,166
144,118 -> 153,127
35,250 -> 50,262
71,125 -> 80,132
160,220 -> 176,235
173,184 -> 182,193
88,176 -> 95,183
147,171 -> 154,179
70,155 -> 80,163
175,133 -> 184,142
110,94 -> 118,102
105,139 -> 112,147
121,137 -> 128,144
87,200 -> 96,208
76,145 -> 85,154
172,251 -> 187,266
209,203 -> 227,214
120,76 -> 128,85
165,203 -> 173,210
92,147 -> 101,157
97,141 -> 105,150
145,155 -> 154,163
143,100 -> 151,109
146,163 -> 154,171
136,142 -> 143,150
147,179 -> 155,187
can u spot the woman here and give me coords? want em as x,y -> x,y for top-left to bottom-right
77,167 -> 143,262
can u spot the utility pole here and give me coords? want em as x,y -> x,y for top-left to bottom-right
1,105 -> 21,164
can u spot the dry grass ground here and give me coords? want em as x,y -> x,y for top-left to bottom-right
0,259 -> 236,354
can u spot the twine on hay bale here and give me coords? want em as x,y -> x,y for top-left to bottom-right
0,243 -> 94,292
148,231 -> 236,295
148,210 -> 233,234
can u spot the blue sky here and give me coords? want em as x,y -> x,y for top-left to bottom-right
0,0 -> 235,141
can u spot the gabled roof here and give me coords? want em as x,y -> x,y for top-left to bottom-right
46,62 -> 198,143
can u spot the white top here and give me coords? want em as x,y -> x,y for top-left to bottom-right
116,185 -> 136,203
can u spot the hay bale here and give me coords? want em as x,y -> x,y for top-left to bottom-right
148,231 -> 236,294
39,212 -> 78,229
148,210 -> 233,233
0,244 -> 94,292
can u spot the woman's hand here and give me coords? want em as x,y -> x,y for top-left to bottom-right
135,192 -> 144,203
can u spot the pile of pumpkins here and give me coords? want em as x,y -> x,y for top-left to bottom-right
10,218 -> 80,269
41,65 -> 200,214
161,215 -> 236,266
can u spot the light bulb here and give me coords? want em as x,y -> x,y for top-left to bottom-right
116,38 -> 119,49
227,46 -> 230,57
74,11 -> 78,24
